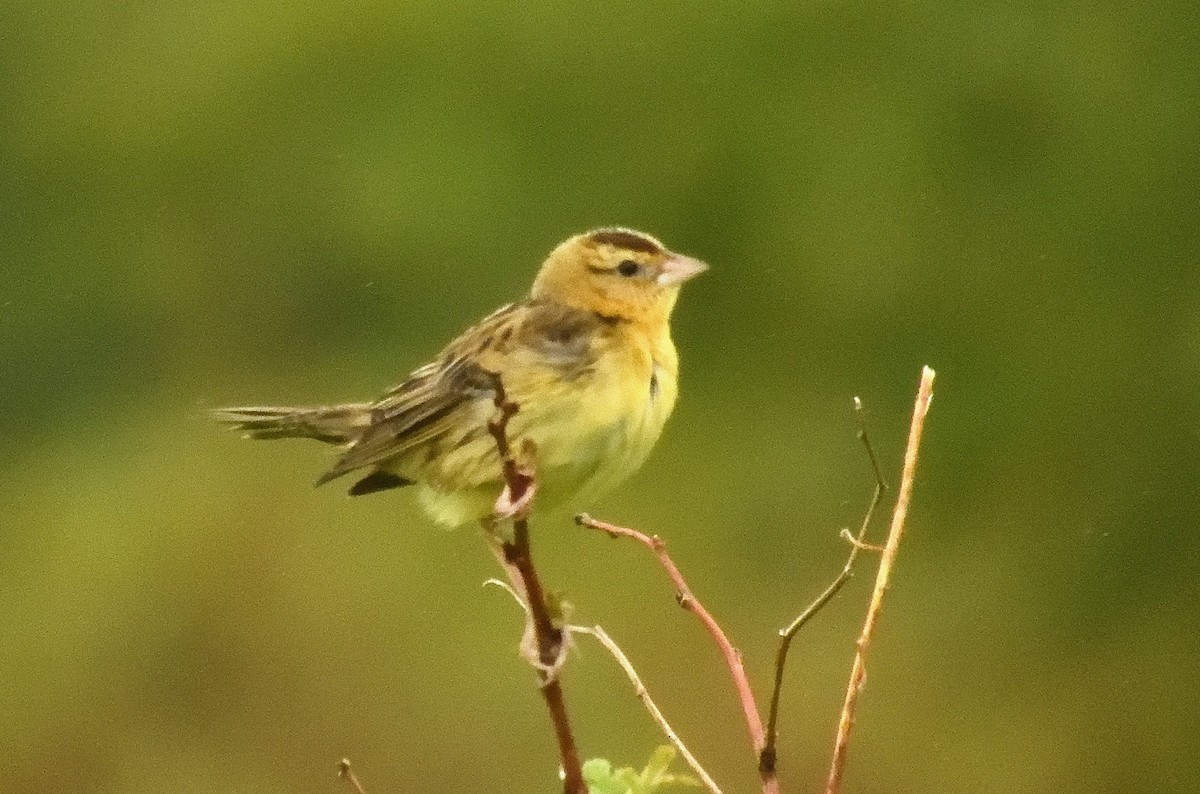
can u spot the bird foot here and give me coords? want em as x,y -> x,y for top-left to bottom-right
494,480 -> 537,521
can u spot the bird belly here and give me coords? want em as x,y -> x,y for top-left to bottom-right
410,342 -> 677,527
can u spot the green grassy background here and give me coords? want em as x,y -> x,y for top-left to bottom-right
3,2 -> 1198,792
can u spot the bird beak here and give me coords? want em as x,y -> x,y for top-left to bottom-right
657,253 -> 709,286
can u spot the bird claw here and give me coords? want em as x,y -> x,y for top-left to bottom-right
494,480 -> 537,521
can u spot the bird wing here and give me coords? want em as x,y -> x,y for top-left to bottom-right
315,299 -> 606,484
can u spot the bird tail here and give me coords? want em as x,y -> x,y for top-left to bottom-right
210,404 -> 372,445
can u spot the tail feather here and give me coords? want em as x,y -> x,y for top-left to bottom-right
211,404 -> 372,445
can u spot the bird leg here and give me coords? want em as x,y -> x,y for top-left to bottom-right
494,476 -> 538,521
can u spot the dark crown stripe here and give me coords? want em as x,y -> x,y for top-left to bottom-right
588,228 -> 662,254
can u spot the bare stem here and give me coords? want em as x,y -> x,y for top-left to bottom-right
825,366 -> 936,794
485,375 -> 586,794
576,513 -> 779,794
337,759 -> 366,794
760,395 -> 889,773
573,624 -> 725,794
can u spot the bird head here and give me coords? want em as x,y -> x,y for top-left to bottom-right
530,228 -> 707,325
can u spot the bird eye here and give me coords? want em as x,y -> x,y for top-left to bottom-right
616,260 -> 641,277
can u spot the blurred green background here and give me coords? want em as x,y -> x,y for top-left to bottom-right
3,1 -> 1199,792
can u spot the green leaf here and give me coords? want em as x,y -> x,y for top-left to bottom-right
640,745 -> 677,783
583,747 -> 702,794
613,767 -> 641,789
583,758 -> 626,794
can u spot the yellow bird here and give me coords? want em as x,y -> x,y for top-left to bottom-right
213,228 -> 707,528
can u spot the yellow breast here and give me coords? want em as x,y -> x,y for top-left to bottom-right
550,324 -> 678,506
414,323 -> 679,527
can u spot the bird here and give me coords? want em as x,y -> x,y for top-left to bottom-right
212,227 -> 707,528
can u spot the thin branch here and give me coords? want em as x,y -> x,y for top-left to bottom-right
825,366 -> 936,794
760,395 -> 889,773
485,374 -> 586,794
851,395 -> 890,496
337,759 -> 366,794
576,513 -> 779,794
574,624 -> 725,794
484,576 -> 528,609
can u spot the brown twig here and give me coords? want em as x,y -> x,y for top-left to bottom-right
576,513 -> 779,794
337,759 -> 366,794
485,374 -> 586,794
825,366 -> 936,794
760,396 -> 889,774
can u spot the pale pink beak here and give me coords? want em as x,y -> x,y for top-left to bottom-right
657,253 -> 709,286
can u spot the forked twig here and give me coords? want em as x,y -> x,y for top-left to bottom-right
486,365 -> 933,794
760,396 -> 889,773
825,366 -> 936,793
337,759 -> 366,794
